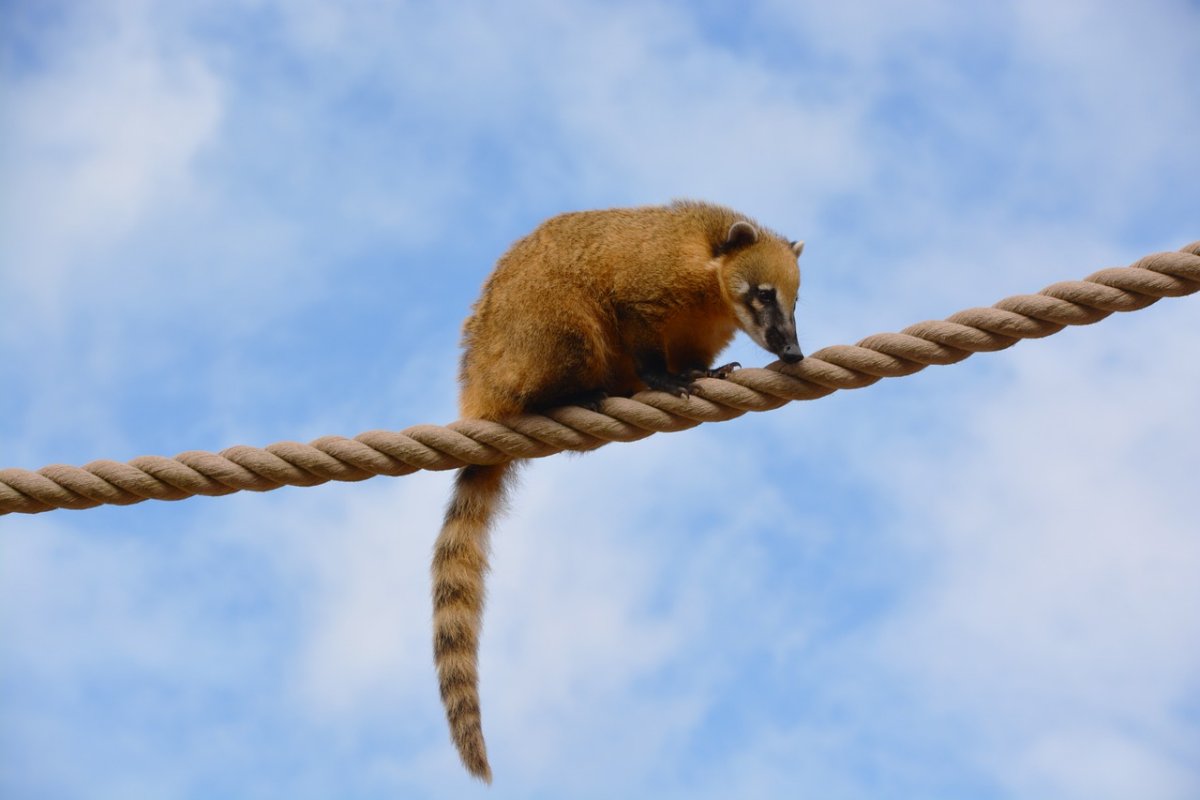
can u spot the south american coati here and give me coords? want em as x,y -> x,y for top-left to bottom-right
433,200 -> 804,781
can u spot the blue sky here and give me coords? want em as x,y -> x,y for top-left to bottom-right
2,1 -> 1199,798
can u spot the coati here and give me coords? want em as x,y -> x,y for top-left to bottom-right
433,200 -> 804,782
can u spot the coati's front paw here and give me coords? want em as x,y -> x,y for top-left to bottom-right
640,370 -> 699,398
641,361 -> 742,397
684,361 -> 741,381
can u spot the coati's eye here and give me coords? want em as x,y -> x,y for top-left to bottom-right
755,287 -> 776,304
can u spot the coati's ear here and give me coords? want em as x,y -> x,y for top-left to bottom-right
726,221 -> 758,249
721,221 -> 758,254
790,239 -> 805,258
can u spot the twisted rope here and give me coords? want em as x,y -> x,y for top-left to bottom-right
3,242 -> 1198,516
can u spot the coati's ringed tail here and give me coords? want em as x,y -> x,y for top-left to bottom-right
432,462 -> 514,784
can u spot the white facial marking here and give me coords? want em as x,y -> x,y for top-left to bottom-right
747,283 -> 776,311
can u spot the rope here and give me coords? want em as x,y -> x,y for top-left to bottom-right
3,242 -> 1198,516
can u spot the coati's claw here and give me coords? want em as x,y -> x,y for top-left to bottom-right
645,362 -> 745,397
641,370 -> 697,398
681,361 -> 741,382
706,361 -> 741,379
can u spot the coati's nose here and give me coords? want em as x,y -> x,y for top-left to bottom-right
779,344 -> 804,363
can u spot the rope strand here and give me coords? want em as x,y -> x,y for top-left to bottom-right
3,242 -> 1198,516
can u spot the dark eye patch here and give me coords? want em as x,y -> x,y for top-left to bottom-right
754,286 -> 775,304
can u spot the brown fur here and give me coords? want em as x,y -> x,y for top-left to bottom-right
433,200 -> 803,781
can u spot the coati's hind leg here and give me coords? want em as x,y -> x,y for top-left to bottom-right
492,317 -> 611,413
554,388 -> 609,411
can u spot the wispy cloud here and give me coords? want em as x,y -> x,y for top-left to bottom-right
2,1 -> 1198,798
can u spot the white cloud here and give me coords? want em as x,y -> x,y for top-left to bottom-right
858,304 -> 1200,796
2,1 -> 1198,797
258,433 -> 775,792
160,419 -> 843,796
283,474 -> 448,719
0,2 -> 222,322
1010,726 -> 1197,800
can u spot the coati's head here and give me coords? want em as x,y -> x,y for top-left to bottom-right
715,220 -> 804,363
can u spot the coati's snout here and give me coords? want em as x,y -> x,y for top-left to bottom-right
765,316 -> 803,363
776,341 -> 804,363
737,282 -> 803,364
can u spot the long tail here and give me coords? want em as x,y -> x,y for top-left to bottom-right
432,462 -> 514,784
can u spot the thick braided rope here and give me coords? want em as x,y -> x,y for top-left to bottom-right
3,242 -> 1198,516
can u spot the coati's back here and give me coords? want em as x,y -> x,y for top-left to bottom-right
458,201 -> 773,419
